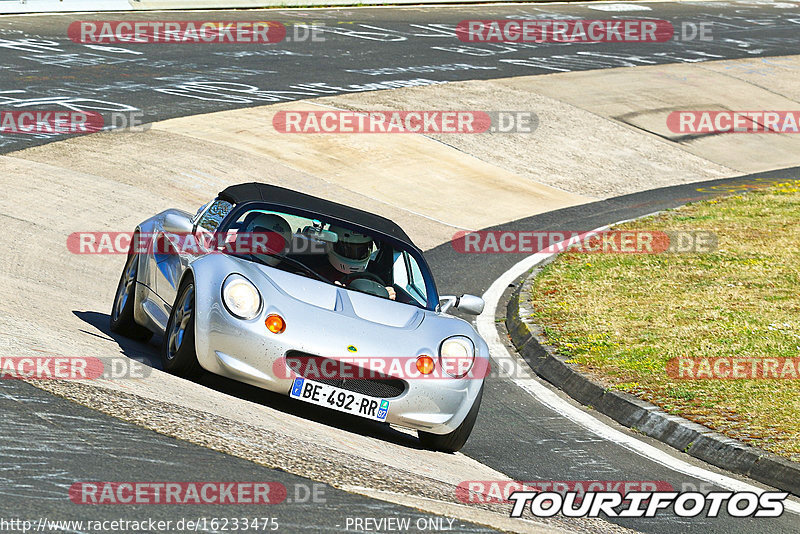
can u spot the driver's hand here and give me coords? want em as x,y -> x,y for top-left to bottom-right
386,286 -> 396,300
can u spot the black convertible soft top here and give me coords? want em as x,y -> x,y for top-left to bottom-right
218,182 -> 415,248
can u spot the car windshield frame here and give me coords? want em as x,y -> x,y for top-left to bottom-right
214,200 -> 440,310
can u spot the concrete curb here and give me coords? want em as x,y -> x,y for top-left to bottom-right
506,271 -> 800,497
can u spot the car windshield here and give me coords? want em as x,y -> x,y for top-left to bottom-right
212,205 -> 434,309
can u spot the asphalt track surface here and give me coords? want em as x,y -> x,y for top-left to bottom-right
2,1 -> 800,152
0,379 -> 499,533
2,2 -> 800,533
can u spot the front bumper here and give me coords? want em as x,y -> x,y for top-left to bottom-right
192,291 -> 484,435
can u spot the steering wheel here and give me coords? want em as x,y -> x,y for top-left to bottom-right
341,271 -> 389,298
342,271 -> 385,286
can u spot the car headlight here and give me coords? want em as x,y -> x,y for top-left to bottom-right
222,274 -> 262,320
439,336 -> 475,378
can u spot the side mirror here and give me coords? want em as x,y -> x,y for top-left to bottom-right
438,294 -> 485,316
163,212 -> 194,235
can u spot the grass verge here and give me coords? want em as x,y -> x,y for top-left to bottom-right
528,180 -> 800,461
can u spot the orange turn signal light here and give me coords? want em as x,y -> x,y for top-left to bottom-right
265,314 -> 286,334
416,355 -> 435,375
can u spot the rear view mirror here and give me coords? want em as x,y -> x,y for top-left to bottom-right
438,294 -> 485,315
302,225 -> 338,243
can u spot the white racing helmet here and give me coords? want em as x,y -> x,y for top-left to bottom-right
327,225 -> 374,274
244,213 -> 292,267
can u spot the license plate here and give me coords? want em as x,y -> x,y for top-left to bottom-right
289,377 -> 390,422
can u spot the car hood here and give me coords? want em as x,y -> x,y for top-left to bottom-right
244,260 -> 425,329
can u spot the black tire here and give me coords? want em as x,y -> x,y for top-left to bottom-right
110,239 -> 153,341
161,277 -> 202,377
418,384 -> 484,453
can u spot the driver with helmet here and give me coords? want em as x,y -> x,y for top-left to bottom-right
244,215 -> 395,300
324,225 -> 396,300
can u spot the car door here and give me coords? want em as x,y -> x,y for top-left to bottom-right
154,199 -> 232,310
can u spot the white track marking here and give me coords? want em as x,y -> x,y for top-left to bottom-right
476,226 -> 800,515
585,3 -> 653,11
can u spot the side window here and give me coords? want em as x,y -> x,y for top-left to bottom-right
392,252 -> 409,288
392,251 -> 427,305
406,254 -> 428,303
197,199 -> 233,233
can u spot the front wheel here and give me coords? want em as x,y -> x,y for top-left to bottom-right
110,242 -> 152,341
418,384 -> 484,453
161,278 -> 201,377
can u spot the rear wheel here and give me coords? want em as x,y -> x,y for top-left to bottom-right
418,384 -> 483,453
110,240 -> 152,341
161,277 -> 201,377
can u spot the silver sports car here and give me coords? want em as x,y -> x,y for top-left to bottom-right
110,182 -> 488,452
